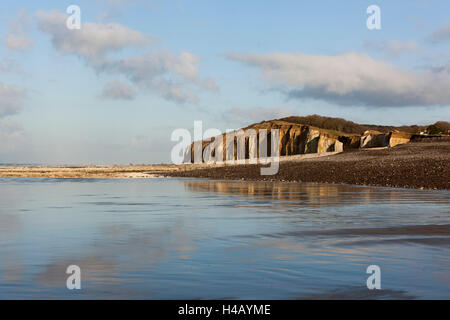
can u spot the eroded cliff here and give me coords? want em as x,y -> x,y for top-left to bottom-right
183,120 -> 413,163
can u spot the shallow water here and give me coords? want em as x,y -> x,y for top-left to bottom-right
0,177 -> 449,299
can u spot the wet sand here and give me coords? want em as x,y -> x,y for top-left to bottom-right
264,224 -> 450,247
1,140 -> 449,190
296,287 -> 416,300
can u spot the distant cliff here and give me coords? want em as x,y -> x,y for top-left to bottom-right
183,116 -> 448,164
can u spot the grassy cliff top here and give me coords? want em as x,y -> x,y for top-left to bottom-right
277,114 -> 449,135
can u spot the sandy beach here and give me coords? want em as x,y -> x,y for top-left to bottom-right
1,140 -> 449,190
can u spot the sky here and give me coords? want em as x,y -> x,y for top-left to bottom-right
0,0 -> 449,164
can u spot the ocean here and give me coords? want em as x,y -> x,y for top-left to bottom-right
0,177 -> 449,299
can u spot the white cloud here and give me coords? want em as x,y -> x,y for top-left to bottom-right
99,51 -> 218,103
431,22 -> 450,43
37,10 -> 217,104
101,80 -> 136,100
36,10 -> 151,64
0,82 -> 26,118
6,34 -> 34,51
226,52 -> 450,107
5,10 -> 34,51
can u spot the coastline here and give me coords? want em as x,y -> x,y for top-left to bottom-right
1,140 -> 449,190
165,140 -> 450,190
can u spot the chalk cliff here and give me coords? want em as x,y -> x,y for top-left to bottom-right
183,120 -> 413,163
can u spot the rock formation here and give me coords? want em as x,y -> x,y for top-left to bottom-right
183,120 -> 414,164
389,131 -> 413,147
360,130 -> 414,148
360,130 -> 389,148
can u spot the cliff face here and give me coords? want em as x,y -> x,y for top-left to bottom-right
248,121 -> 347,155
183,120 -> 413,163
389,132 -> 413,147
360,130 -> 389,148
360,130 -> 414,148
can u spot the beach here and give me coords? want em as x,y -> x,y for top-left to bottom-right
167,140 -> 450,190
1,140 -> 449,190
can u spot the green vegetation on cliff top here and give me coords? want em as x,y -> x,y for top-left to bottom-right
277,114 -> 450,135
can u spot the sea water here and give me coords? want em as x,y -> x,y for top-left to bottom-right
0,178 -> 449,299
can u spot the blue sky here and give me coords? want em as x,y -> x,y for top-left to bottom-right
0,0 -> 449,164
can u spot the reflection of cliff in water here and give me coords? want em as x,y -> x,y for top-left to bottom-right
182,180 -> 449,207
